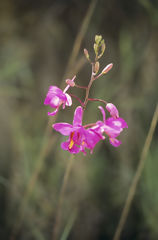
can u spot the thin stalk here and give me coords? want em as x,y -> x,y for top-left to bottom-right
113,104 -> 158,240
88,98 -> 107,105
75,84 -> 87,89
69,93 -> 84,107
83,63 -> 95,109
52,154 -> 75,240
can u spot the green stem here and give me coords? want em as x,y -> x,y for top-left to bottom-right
83,63 -> 95,109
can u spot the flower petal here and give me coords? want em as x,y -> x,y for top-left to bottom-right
53,123 -> 73,135
106,117 -> 128,129
98,106 -> 106,123
109,138 -> 122,147
48,86 -> 64,96
50,96 -> 61,108
106,103 -> 119,118
103,124 -> 121,138
44,86 -> 67,107
61,141 -> 80,154
48,108 -> 59,116
65,93 -> 72,106
73,106 -> 83,126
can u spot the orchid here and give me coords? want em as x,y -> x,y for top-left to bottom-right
53,106 -> 103,155
94,106 -> 128,147
44,76 -> 76,116
45,35 -> 128,154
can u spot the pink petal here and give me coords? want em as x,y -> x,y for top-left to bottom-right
48,86 -> 64,95
103,124 -> 121,138
44,96 -> 51,105
48,108 -> 59,116
53,123 -> 73,135
109,138 -> 122,147
48,86 -> 66,100
106,117 -> 128,129
98,106 -> 106,123
106,103 -> 119,118
73,106 -> 83,126
65,93 -> 72,106
61,141 -> 80,154
50,96 -> 61,108
44,86 -> 66,106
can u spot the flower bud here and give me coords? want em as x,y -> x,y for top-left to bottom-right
66,79 -> 75,87
93,43 -> 98,56
102,63 -> 113,74
97,41 -> 105,59
94,61 -> 100,74
84,48 -> 90,61
101,42 -> 106,53
95,35 -> 102,44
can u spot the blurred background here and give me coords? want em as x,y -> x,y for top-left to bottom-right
0,0 -> 158,239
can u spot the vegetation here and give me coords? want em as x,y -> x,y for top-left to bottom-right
0,0 -> 158,239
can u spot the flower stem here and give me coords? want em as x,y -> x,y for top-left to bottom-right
69,93 -> 84,106
75,84 -> 87,89
113,104 -> 158,240
88,98 -> 107,105
83,63 -> 95,109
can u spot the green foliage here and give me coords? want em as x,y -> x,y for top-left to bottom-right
0,0 -> 158,239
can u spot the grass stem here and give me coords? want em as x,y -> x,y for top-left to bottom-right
113,104 -> 158,240
52,154 -> 75,240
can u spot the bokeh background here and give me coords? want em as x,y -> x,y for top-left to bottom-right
0,0 -> 158,239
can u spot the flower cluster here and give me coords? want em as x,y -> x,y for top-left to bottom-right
44,35 -> 128,155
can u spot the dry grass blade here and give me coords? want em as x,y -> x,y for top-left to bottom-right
52,154 -> 75,240
113,104 -> 158,240
10,1 -> 97,239
64,0 -> 97,79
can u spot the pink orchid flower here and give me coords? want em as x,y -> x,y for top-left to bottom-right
44,76 -> 76,116
53,106 -> 103,154
94,106 -> 128,147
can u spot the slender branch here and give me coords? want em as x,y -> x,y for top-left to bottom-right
113,104 -> 158,240
88,98 -> 107,105
83,63 -> 95,109
69,93 -> 84,106
75,84 -> 88,89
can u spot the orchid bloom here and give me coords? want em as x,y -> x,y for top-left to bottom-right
44,76 -> 76,116
53,106 -> 103,154
94,106 -> 128,147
